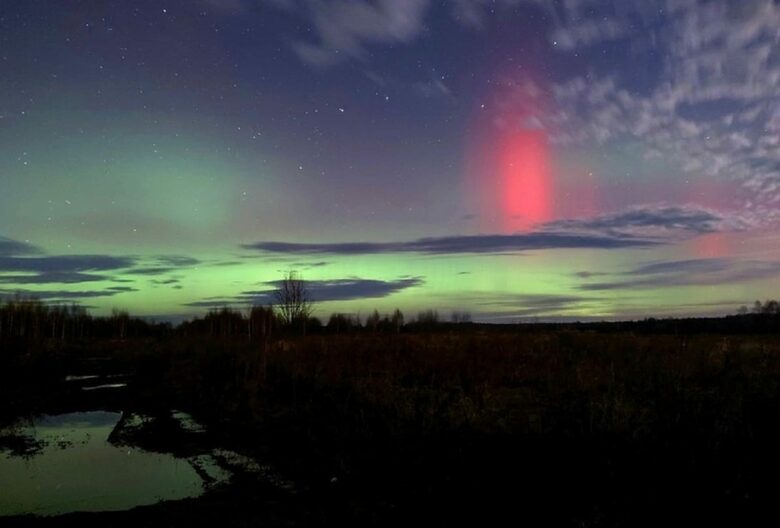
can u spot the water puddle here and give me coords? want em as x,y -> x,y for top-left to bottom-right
64,375 -> 101,382
81,383 -> 128,391
0,411 -> 230,517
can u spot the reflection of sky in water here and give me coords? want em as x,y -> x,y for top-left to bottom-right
81,383 -> 128,391
0,412 -> 227,517
36,410 -> 118,429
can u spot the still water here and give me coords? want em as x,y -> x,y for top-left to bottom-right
0,411 -> 229,517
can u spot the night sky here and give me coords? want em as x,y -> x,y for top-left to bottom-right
2,0 -> 780,321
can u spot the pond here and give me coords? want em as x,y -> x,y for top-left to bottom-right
0,411 -> 230,517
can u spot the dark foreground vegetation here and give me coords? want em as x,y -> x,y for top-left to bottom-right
4,297 -> 780,526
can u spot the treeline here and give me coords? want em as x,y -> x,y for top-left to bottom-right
179,306 -> 276,340
739,299 -> 780,315
560,301 -> 780,336
0,297 -> 472,345
0,296 -> 171,342
177,306 -> 469,339
4,294 -> 780,344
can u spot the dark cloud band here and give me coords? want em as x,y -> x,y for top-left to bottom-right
244,232 -> 655,256
185,277 -> 424,308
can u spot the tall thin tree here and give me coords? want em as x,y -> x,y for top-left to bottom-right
274,271 -> 314,334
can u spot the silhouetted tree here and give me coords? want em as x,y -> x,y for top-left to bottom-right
248,305 -> 275,341
111,308 -> 130,340
417,309 -> 439,325
366,309 -> 381,333
750,299 -> 780,315
451,311 -> 472,323
327,313 -> 359,333
274,271 -> 314,334
0,296 -> 168,344
391,308 -> 404,333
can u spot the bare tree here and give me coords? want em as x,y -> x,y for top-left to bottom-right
274,271 -> 314,333
366,309 -> 381,333
248,305 -> 275,341
451,311 -> 472,324
391,308 -> 404,333
111,308 -> 130,340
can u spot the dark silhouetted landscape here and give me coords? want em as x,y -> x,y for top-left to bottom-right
4,293 -> 780,526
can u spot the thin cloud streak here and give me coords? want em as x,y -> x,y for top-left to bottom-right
0,237 -> 41,256
0,286 -> 138,301
244,205 -> 746,256
578,258 -> 780,291
185,277 -> 424,307
244,232 -> 656,256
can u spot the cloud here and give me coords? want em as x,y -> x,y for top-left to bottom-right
0,255 -> 135,273
578,258 -> 780,291
151,278 -> 181,285
127,267 -> 184,275
247,0 -> 776,228
476,293 -> 595,309
544,204 -> 748,239
122,255 -> 201,276
542,0 -> 780,223
0,236 -> 40,256
244,204 -> 747,258
0,272 -> 111,284
243,231 -> 656,256
251,276 -> 423,302
156,256 -> 200,267
266,0 -> 538,66
453,292 -> 606,321
473,293 -> 600,315
185,276 -> 423,307
0,255 -> 136,284
449,0 -> 496,28
550,17 -> 629,50
283,0 -> 430,67
0,237 -> 199,284
0,286 -> 138,302
631,259 -> 730,276
0,248 -> 136,285
364,71 -> 454,99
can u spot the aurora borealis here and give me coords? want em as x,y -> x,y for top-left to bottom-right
2,0 -> 780,321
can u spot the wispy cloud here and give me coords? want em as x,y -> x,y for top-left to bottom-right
0,272 -> 112,284
243,204 -> 743,256
578,258 -> 780,291
364,70 -> 453,99
0,254 -> 136,285
0,255 -> 135,273
0,237 -> 40,256
125,255 -> 201,276
0,286 -> 138,302
283,0 -> 430,67
151,278 -> 181,286
543,0 -> 780,223
185,276 -> 423,307
251,276 -> 423,302
550,16 -> 629,50
451,292 -> 607,322
545,204 -> 748,239
243,232 -> 655,256
0,236 -> 200,285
